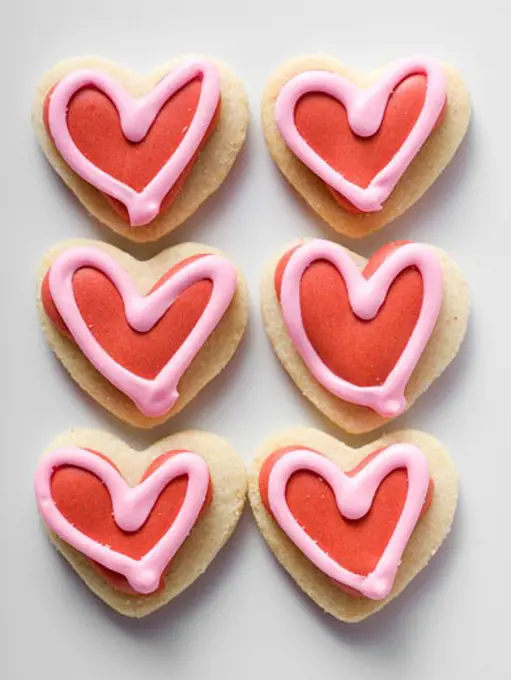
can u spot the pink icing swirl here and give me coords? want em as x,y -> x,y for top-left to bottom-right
35,447 -> 210,594
48,247 -> 238,417
266,444 -> 430,600
275,56 -> 446,212
279,240 -> 443,417
47,59 -> 221,226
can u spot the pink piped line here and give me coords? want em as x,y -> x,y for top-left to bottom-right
48,247 -> 238,417
275,56 -> 446,212
35,447 -> 210,594
267,444 -> 430,600
48,59 -> 221,226
279,240 -> 443,417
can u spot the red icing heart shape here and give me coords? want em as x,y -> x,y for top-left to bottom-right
275,241 -> 424,391
259,447 -> 433,586
294,75 -> 441,213
44,78 -> 219,221
50,450 -> 212,593
42,255 -> 213,380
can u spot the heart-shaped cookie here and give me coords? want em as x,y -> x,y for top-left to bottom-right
36,429 -> 246,617
262,55 -> 470,238
262,239 -> 468,434
38,240 -> 248,428
249,427 -> 457,622
33,56 -> 248,242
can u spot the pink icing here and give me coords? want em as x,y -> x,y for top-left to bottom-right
266,444 -> 430,600
47,59 -> 221,226
48,247 -> 238,417
35,447 -> 210,594
279,240 -> 443,417
275,56 -> 446,211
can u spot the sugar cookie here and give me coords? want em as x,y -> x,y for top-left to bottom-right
35,429 -> 246,617
33,56 -> 248,242
249,427 -> 457,622
38,240 -> 248,428
261,238 -> 468,434
262,55 -> 470,237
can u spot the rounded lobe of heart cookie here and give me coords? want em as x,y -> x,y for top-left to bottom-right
295,75 -> 438,213
259,447 -> 433,598
42,255 -> 213,380
43,61 -> 221,226
46,450 -> 212,595
275,57 -> 447,213
275,241 -> 424,391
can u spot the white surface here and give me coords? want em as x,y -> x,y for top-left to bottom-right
1,1 -> 509,678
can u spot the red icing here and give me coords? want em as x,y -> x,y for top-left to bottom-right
43,77 -> 219,221
259,447 -> 432,592
275,241 -> 424,390
42,255 -> 214,381
51,450 -> 212,594
294,74 -> 443,212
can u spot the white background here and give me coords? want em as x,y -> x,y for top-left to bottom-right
1,1 -> 509,678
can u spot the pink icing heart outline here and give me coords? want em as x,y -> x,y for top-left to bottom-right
275,56 -> 446,212
48,247 -> 238,418
279,240 -> 443,417
47,59 -> 221,226
35,447 -> 210,594
266,444 -> 430,600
